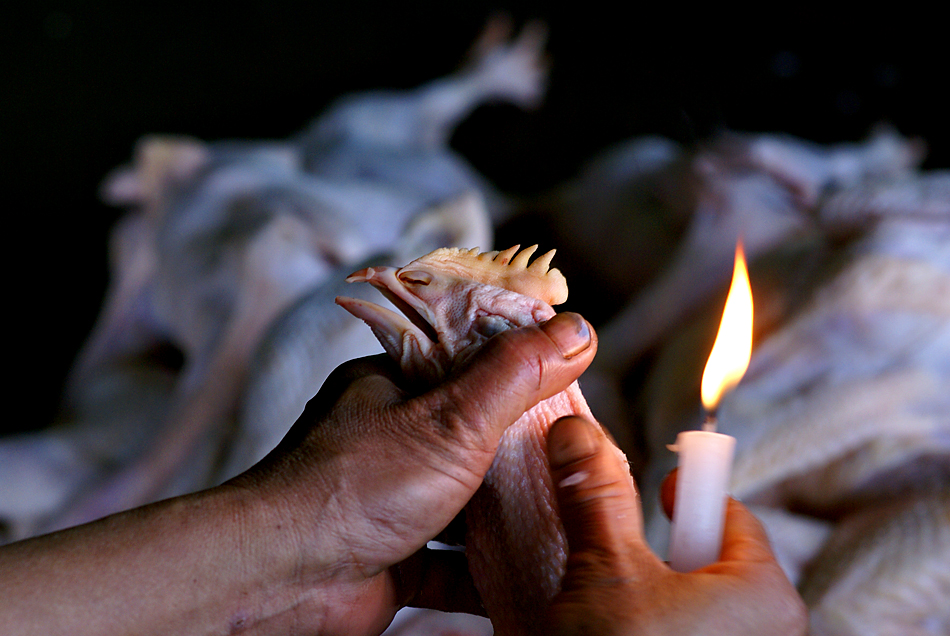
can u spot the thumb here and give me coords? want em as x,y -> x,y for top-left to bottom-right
547,416 -> 646,565
419,312 -> 595,446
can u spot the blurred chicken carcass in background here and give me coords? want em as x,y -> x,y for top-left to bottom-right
546,130 -> 949,634
533,126 -> 926,450
0,18 -> 545,542
298,16 -> 548,225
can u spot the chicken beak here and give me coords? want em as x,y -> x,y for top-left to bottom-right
336,266 -> 444,381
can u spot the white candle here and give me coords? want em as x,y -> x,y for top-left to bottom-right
668,239 -> 752,573
668,426 -> 736,572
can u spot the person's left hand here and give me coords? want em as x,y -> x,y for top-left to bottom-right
541,416 -> 807,636
230,312 -> 596,635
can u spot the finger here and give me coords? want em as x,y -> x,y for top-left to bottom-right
547,416 -> 645,566
271,354 -> 404,452
315,353 -> 403,402
417,312 -> 595,445
394,547 -> 487,617
719,498 -> 779,564
661,470 -> 777,565
660,468 -> 677,520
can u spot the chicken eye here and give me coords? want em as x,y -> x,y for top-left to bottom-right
397,270 -> 432,286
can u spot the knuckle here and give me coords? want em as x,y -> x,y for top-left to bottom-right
500,327 -> 549,385
778,591 -> 810,635
752,565 -> 809,635
493,325 -> 543,365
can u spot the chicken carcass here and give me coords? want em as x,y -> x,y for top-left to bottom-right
338,245 -> 625,636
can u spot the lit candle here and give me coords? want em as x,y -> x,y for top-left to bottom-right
668,240 -> 753,573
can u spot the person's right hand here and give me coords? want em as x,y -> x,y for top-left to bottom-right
543,416 -> 808,636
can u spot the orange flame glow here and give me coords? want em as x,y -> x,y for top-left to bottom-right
701,240 -> 753,412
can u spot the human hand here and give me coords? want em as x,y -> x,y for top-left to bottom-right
543,416 -> 808,636
230,312 -> 595,636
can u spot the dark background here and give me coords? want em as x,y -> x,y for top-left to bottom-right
4,4 -> 948,433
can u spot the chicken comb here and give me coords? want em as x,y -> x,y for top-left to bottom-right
403,244 -> 568,306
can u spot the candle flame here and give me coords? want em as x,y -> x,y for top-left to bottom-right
701,240 -> 753,412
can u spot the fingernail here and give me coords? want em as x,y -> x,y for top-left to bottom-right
548,417 -> 599,468
540,313 -> 591,359
558,470 -> 589,488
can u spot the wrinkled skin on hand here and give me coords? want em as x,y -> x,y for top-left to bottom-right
229,313 -> 595,635
543,416 -> 808,636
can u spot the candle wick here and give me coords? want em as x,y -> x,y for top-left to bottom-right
702,411 -> 718,433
